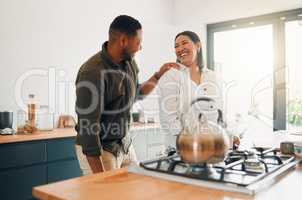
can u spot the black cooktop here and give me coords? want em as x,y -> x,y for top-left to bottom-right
139,147 -> 297,186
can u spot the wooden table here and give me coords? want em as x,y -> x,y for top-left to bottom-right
32,128 -> 302,200
32,163 -> 301,200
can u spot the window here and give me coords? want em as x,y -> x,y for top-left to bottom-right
286,19 -> 302,130
214,25 -> 273,129
207,8 -> 302,131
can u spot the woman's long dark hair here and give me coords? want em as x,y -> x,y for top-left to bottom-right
175,31 -> 204,72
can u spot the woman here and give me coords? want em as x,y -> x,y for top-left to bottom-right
158,31 -> 236,149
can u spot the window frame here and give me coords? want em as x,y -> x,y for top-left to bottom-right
207,8 -> 302,131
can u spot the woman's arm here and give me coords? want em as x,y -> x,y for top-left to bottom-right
157,69 -> 182,137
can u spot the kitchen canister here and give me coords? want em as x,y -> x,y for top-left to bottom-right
37,105 -> 54,131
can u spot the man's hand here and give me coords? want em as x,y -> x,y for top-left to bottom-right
139,62 -> 180,96
86,155 -> 105,173
156,62 -> 180,78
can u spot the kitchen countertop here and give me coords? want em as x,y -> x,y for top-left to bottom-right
0,123 -> 159,145
130,122 -> 160,130
33,163 -> 301,200
0,128 -> 77,144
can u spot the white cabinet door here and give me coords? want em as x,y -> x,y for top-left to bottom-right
130,129 -> 147,161
130,127 -> 166,161
146,128 -> 165,145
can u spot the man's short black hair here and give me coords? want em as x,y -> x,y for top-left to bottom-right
109,15 -> 142,38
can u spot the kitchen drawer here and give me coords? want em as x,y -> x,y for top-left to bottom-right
0,142 -> 46,170
0,165 -> 46,200
47,138 -> 76,161
147,144 -> 165,160
47,159 -> 81,183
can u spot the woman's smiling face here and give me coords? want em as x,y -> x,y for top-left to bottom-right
175,35 -> 200,67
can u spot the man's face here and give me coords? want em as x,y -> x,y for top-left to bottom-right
122,29 -> 142,60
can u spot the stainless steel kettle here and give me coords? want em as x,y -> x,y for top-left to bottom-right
176,97 -> 230,164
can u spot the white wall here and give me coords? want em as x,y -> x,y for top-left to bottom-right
174,0 -> 302,24
0,0 -> 177,127
2,0 -> 302,128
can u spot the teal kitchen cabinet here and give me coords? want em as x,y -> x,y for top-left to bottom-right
0,135 -> 81,200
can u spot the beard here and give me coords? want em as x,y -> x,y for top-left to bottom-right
121,48 -> 133,61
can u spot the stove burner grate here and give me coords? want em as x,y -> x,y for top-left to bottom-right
139,147 -> 297,187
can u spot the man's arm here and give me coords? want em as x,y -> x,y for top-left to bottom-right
139,62 -> 179,95
76,69 -> 105,173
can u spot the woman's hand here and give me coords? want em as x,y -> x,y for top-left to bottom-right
156,62 -> 180,78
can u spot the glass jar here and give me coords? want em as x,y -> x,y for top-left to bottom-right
17,109 -> 27,133
28,94 -> 37,128
37,105 -> 54,131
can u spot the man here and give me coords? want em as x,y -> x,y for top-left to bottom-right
75,15 -> 178,174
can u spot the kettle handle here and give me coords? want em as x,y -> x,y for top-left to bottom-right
180,98 -> 212,128
190,97 -> 226,127
190,96 -> 214,106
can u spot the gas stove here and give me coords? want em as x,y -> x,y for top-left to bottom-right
128,147 -> 298,195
